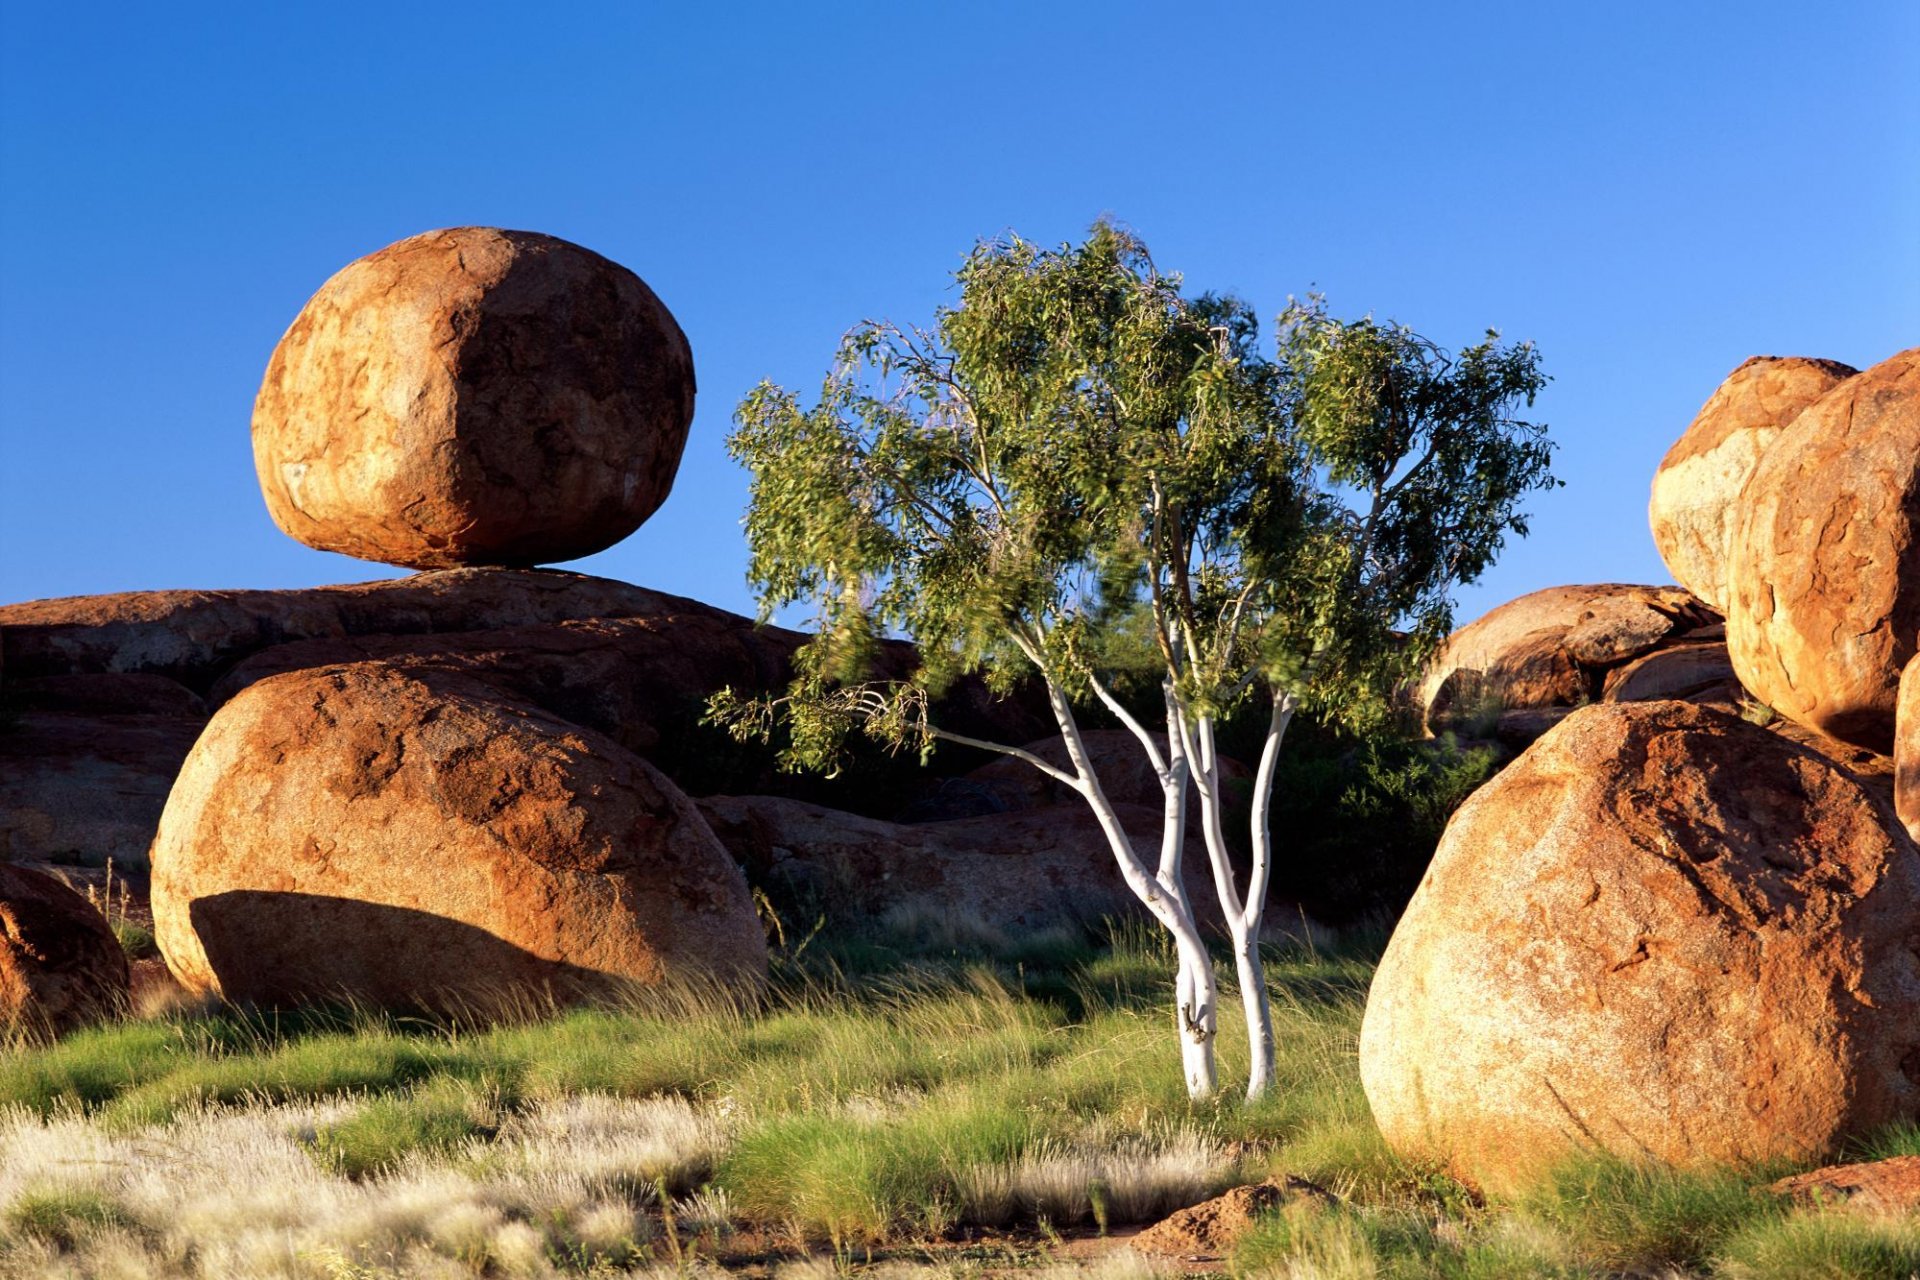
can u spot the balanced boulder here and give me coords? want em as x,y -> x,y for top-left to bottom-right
252,228 -> 694,569
151,661 -> 766,1010
1360,701 -> 1920,1193
1725,347 -> 1920,753
1649,356 -> 1856,610
0,863 -> 129,1037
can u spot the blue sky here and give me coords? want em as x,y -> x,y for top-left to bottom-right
3,2 -> 1916,627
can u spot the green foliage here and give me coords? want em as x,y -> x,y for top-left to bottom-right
1519,1154 -> 1782,1272
111,919 -> 157,961
1261,730 -> 1501,921
1717,1211 -> 1920,1280
306,1077 -> 499,1179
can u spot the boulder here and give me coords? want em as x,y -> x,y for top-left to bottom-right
1416,584 -> 1722,740
1726,348 -> 1920,753
1773,1156 -> 1920,1215
1649,356 -> 1857,610
150,661 -> 766,1011
253,228 -> 694,569
696,794 -> 1220,935
1600,644 -> 1741,707
0,863 -> 128,1036
1360,701 -> 1920,1193
1898,654 -> 1920,842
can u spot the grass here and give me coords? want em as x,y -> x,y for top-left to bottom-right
1,914 -> 1915,1278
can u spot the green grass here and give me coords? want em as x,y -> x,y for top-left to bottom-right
5,915 -> 1919,1275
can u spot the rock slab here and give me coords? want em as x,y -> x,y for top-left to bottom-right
151,661 -> 767,1010
1726,347 -> 1920,753
1360,701 -> 1920,1193
253,228 -> 695,569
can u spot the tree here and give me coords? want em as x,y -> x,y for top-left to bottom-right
711,223 -> 1556,1100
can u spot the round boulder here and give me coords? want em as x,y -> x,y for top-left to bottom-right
1360,701 -> 1920,1193
150,661 -> 766,1011
1726,348 -> 1920,752
252,228 -> 695,569
1649,356 -> 1856,610
0,863 -> 129,1037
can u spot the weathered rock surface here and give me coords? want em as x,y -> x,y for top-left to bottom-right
0,863 -> 128,1036
1416,584 -> 1724,742
1360,701 -> 1920,1193
696,794 -> 1218,935
1131,1177 -> 1336,1258
253,228 -> 694,569
0,569 -> 691,692
1773,1156 -> 1920,1215
1726,348 -> 1920,753
151,662 -> 767,1011
1898,654 -> 1920,843
0,711 -> 205,867
1650,356 -> 1857,610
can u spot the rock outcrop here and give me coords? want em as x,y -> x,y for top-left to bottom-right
253,228 -> 695,569
0,863 -> 129,1036
1649,356 -> 1856,610
151,662 -> 767,1011
1360,701 -> 1920,1193
696,794 -> 1220,935
1415,584 -> 1728,745
1725,348 -> 1920,753
0,672 -> 208,866
1131,1177 -> 1336,1258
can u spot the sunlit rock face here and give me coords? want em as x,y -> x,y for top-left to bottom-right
1649,355 -> 1855,611
1725,347 -> 1920,753
1361,701 -> 1920,1194
252,227 -> 695,570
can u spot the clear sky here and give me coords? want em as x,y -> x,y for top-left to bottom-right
3,2 -> 1916,628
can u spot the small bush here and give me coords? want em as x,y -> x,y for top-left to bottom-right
3,1186 -> 141,1250
306,1078 -> 499,1178
1520,1154 -> 1779,1271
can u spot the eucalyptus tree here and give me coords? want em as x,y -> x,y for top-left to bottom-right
711,223 -> 1558,1100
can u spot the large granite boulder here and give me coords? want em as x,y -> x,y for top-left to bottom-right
696,794 -> 1219,936
1360,701 -> 1920,1193
1414,584 -> 1727,745
253,228 -> 694,569
1,863 -> 129,1036
151,661 -> 766,1011
1649,356 -> 1856,610
1726,348 -> 1920,753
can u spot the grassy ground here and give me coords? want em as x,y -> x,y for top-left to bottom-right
1,914 -> 1916,1279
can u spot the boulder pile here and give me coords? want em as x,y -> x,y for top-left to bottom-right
1366,345 -> 1920,1189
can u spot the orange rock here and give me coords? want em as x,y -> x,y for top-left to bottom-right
1360,701 -> 1920,1193
151,661 -> 766,1011
1773,1156 -> 1920,1215
1649,357 -> 1856,610
1131,1176 -> 1335,1258
1898,654 -> 1920,842
1415,584 -> 1719,739
252,228 -> 694,569
1725,348 -> 1920,753
0,864 -> 128,1037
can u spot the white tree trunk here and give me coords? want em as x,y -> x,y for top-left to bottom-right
1034,670 -> 1218,1099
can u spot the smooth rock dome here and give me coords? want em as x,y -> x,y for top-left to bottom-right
252,227 -> 695,569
